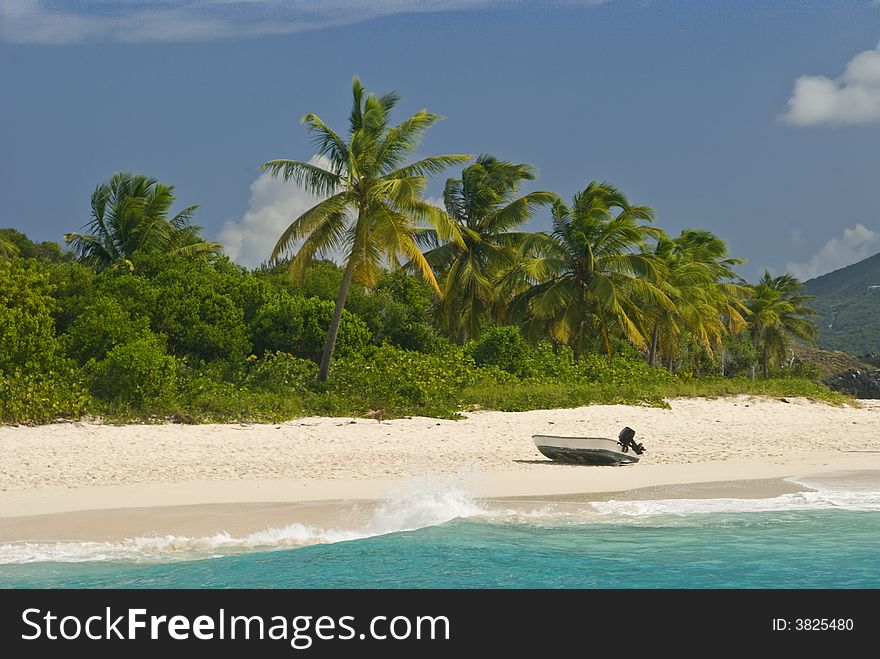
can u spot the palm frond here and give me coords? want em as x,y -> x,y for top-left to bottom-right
301,112 -> 349,172
387,155 -> 472,180
270,192 -> 352,262
259,159 -> 342,197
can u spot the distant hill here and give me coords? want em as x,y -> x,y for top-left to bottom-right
803,251 -> 880,357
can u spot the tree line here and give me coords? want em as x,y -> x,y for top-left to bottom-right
0,77 -> 825,424
259,77 -> 817,380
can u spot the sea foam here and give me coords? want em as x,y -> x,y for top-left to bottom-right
3,475 -> 879,564
0,475 -> 487,564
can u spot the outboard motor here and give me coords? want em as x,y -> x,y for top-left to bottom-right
618,427 -> 646,455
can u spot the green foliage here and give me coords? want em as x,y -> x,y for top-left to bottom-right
87,336 -> 178,408
325,345 -> 480,418
804,251 -> 880,357
0,104 -> 851,423
62,296 -> 154,365
463,382 -> 670,412
64,172 -> 221,270
575,353 -> 675,386
93,268 -> 159,325
748,271 -> 818,378
171,366 -> 306,424
0,370 -> 91,424
722,331 -> 759,377
243,351 -> 318,392
0,228 -> 68,261
655,376 -> 848,405
123,253 -> 252,363
507,182 -> 665,358
467,326 -> 534,378
422,154 -> 557,342
0,259 -> 64,373
463,375 -> 846,412
298,261 -> 348,301
47,261 -> 98,333
349,271 -> 440,351
467,325 -> 675,385
262,77 -> 470,380
251,293 -> 370,362
0,259 -> 90,423
156,286 -> 249,363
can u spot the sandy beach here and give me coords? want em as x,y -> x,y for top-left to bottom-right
2,396 -> 879,543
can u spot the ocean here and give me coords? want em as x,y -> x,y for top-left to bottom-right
2,476 -> 879,588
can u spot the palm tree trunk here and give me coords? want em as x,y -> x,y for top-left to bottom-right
762,348 -> 769,380
647,324 -> 659,367
317,256 -> 357,382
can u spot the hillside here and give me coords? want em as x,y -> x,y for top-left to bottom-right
803,251 -> 880,357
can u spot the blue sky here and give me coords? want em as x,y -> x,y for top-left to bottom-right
1,0 -> 879,280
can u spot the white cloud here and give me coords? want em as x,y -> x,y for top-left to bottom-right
783,41 -> 880,126
785,223 -> 880,281
0,1 -> 611,45
219,155 -> 336,269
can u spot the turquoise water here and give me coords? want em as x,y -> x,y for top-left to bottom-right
0,511 -> 879,588
2,490 -> 880,588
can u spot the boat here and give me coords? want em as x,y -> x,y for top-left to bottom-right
532,427 -> 645,466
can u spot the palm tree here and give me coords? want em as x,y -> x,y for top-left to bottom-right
262,76 -> 470,381
645,229 -> 748,368
0,234 -> 19,259
506,181 -> 671,359
65,172 -> 221,270
747,271 -> 818,378
421,155 -> 556,342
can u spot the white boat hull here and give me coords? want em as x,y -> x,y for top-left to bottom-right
532,435 -> 640,466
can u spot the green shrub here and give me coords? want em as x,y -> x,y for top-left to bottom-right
357,270 -> 439,351
112,253 -> 252,363
250,293 -> 370,362
48,261 -> 98,333
463,381 -> 669,412
327,345 -> 481,418
159,289 -> 249,362
721,332 -> 759,377
0,259 -> 65,373
0,369 -> 90,424
243,351 -> 318,392
0,228 -> 68,262
62,296 -> 154,365
467,326 -> 535,378
172,370 -> 306,423
574,352 -> 675,386
300,260 -> 348,301
87,336 -> 178,408
0,259 -> 90,423
94,268 -> 160,326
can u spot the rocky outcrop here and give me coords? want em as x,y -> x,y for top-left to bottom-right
825,367 -> 880,399
791,346 -> 880,399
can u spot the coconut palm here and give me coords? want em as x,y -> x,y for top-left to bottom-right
506,181 -> 671,358
747,271 -> 817,378
421,155 -> 557,342
65,172 -> 221,270
0,234 -> 19,259
262,76 -> 470,381
645,229 -> 748,368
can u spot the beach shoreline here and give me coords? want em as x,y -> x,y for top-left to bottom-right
0,474 -> 822,543
2,396 -> 879,544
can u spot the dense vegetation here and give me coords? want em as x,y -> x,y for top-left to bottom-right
0,79 -> 842,425
804,251 -> 880,357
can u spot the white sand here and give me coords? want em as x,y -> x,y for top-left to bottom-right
1,396 -> 879,539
